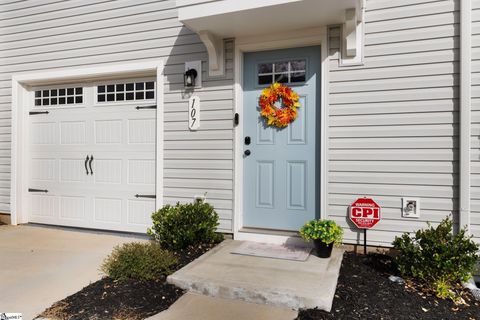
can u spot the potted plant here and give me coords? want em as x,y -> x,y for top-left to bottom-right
299,219 -> 343,258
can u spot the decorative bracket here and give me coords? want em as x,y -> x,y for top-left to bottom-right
198,30 -> 224,77
344,8 -> 358,57
341,1 -> 365,65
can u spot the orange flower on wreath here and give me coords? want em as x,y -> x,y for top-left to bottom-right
259,83 -> 300,128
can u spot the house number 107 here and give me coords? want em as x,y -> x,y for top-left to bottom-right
188,96 -> 200,131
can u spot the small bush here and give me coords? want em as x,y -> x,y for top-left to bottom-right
147,201 -> 223,250
299,219 -> 343,245
101,242 -> 177,282
392,216 -> 479,301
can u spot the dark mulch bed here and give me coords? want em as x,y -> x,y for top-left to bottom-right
297,252 -> 480,320
38,242 -> 218,320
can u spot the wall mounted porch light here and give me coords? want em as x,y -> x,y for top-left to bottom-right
184,60 -> 202,88
184,68 -> 198,87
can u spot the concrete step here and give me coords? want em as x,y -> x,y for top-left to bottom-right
147,292 -> 298,320
167,240 -> 344,311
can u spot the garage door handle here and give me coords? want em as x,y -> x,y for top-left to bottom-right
85,155 -> 90,175
88,155 -> 94,175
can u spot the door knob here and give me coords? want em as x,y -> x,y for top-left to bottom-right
244,150 -> 251,156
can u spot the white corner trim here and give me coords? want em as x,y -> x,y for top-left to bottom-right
233,27 -> 329,241
198,31 -> 225,77
156,62 -> 165,211
10,60 -> 164,225
10,78 -> 21,225
460,0 -> 471,233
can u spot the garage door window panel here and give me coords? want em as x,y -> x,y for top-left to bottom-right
97,81 -> 155,104
34,87 -> 84,107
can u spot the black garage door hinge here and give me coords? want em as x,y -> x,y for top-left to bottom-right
136,105 -> 157,110
135,194 -> 156,199
29,111 -> 49,115
28,188 -> 48,193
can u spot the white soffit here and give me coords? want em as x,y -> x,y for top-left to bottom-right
178,0 -> 361,38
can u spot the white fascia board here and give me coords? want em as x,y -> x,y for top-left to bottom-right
178,0 -> 300,22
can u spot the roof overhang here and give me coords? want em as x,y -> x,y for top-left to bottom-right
178,0 -> 365,75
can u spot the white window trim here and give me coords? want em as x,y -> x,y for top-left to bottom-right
233,27 -> 329,243
11,60 -> 164,225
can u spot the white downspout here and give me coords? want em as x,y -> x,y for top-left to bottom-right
460,0 -> 471,233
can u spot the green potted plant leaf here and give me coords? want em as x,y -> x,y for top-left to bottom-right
299,219 -> 343,258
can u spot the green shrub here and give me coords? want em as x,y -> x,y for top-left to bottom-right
299,219 -> 343,245
392,216 -> 479,300
100,242 -> 177,282
147,201 -> 224,250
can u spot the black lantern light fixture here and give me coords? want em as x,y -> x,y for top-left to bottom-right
184,68 -> 198,87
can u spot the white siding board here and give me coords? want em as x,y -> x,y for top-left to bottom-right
365,24 -> 458,45
164,160 -> 233,170
330,112 -> 455,126
0,1 -> 175,36
329,161 -> 457,174
0,27 -> 194,58
328,183 -> 455,199
330,62 -> 458,82
329,149 -> 455,161
164,130 -> 233,141
366,0 -> 441,11
330,88 -> 457,104
365,12 -> 458,34
330,124 -> 456,138
164,169 -> 232,180
330,137 -> 456,149
329,172 -> 456,186
0,11 -> 180,44
366,38 -> 459,57
330,99 -> 457,115
330,75 -> 457,93
330,49 -> 458,70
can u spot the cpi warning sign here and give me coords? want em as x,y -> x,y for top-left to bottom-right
349,197 -> 381,229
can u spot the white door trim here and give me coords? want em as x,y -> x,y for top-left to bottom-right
11,60 -> 165,226
233,27 -> 329,242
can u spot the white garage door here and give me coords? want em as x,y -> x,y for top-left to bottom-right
28,78 -> 157,233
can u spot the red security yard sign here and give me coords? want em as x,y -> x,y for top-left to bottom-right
350,197 -> 381,254
350,197 -> 381,229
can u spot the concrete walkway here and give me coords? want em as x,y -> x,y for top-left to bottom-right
167,240 -> 344,312
148,292 -> 298,320
0,224 -> 145,320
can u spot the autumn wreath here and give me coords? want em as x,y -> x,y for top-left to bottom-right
259,83 -> 300,128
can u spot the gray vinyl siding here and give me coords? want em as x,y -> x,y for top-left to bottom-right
471,0 -> 480,244
0,0 -> 234,232
327,0 -> 459,246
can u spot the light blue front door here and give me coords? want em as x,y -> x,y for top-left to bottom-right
243,46 -> 321,230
